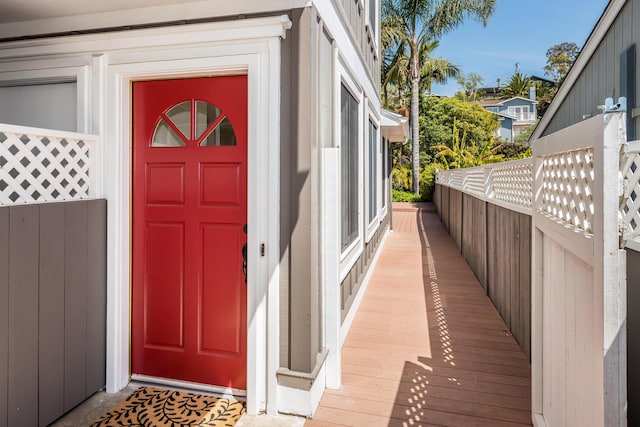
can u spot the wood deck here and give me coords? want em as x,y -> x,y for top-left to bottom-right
307,204 -> 532,426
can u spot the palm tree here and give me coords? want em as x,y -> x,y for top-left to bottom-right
501,72 -> 532,98
382,38 -> 459,108
418,40 -> 461,95
383,0 -> 496,194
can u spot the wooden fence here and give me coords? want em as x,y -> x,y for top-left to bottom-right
0,124 -> 105,427
434,159 -> 533,360
436,111 -> 636,426
0,200 -> 107,427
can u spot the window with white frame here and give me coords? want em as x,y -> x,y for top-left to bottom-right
368,118 -> 378,224
508,105 -> 530,120
341,83 -> 360,251
368,0 -> 377,36
381,137 -> 388,210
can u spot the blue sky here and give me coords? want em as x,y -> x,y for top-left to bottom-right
430,0 -> 610,96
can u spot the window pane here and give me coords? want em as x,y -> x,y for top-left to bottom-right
196,101 -> 221,139
152,119 -> 186,147
369,0 -> 376,34
200,116 -> 237,147
166,101 -> 191,139
381,138 -> 387,209
341,84 -> 359,251
368,119 -> 377,223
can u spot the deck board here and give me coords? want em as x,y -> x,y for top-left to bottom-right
307,204 -> 532,426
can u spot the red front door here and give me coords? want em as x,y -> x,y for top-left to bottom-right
132,76 -> 247,389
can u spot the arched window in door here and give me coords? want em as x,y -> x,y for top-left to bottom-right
151,100 -> 237,147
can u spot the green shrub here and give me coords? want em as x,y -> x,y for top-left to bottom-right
419,162 -> 444,201
392,189 -> 424,202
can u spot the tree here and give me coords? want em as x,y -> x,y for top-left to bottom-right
382,0 -> 496,194
501,72 -> 531,98
544,42 -> 580,84
381,38 -> 459,109
431,118 -> 503,169
457,72 -> 484,101
419,96 -> 499,154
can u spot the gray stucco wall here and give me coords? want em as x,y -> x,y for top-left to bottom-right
542,0 -> 640,138
0,199 -> 107,427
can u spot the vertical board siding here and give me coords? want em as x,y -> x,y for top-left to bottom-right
434,184 -> 531,360
8,206 -> 39,427
627,248 -> 640,425
461,194 -> 487,289
449,189 -> 463,249
64,202 -> 89,411
543,0 -> 638,137
38,203 -> 65,426
0,200 -> 107,427
86,202 -> 107,396
340,214 -> 389,321
0,209 -> 8,427
337,0 -> 380,91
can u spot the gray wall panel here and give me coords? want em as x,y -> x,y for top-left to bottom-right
0,209 -> 8,427
86,200 -> 107,396
287,7 -> 315,374
279,10 -> 293,370
7,206 -> 39,427
340,214 -> 389,321
64,202 -> 88,411
38,203 -> 65,427
627,248 -> 640,426
461,194 -> 487,290
0,200 -> 107,427
543,0 -> 638,136
449,189 -> 463,250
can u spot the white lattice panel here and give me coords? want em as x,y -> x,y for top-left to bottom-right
490,161 -> 533,209
449,169 -> 463,188
621,146 -> 640,241
539,148 -> 594,235
461,167 -> 484,196
0,129 -> 95,205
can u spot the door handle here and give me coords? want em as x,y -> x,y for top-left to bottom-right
242,243 -> 247,284
242,224 -> 247,284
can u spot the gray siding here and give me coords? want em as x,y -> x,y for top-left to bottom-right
335,0 -> 380,94
279,7 -> 324,375
627,248 -> 640,426
0,200 -> 107,427
461,194 -> 487,290
486,203 -> 531,360
278,3 -> 385,384
543,0 -> 640,137
340,215 -> 389,321
433,185 -> 531,360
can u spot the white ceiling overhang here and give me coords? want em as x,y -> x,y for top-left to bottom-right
0,0 -> 306,39
381,108 -> 409,144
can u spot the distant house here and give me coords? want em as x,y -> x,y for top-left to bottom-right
477,88 -> 538,142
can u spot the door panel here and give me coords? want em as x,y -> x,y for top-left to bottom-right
132,76 -> 247,389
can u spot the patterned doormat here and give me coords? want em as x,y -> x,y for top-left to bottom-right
92,386 -> 245,427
